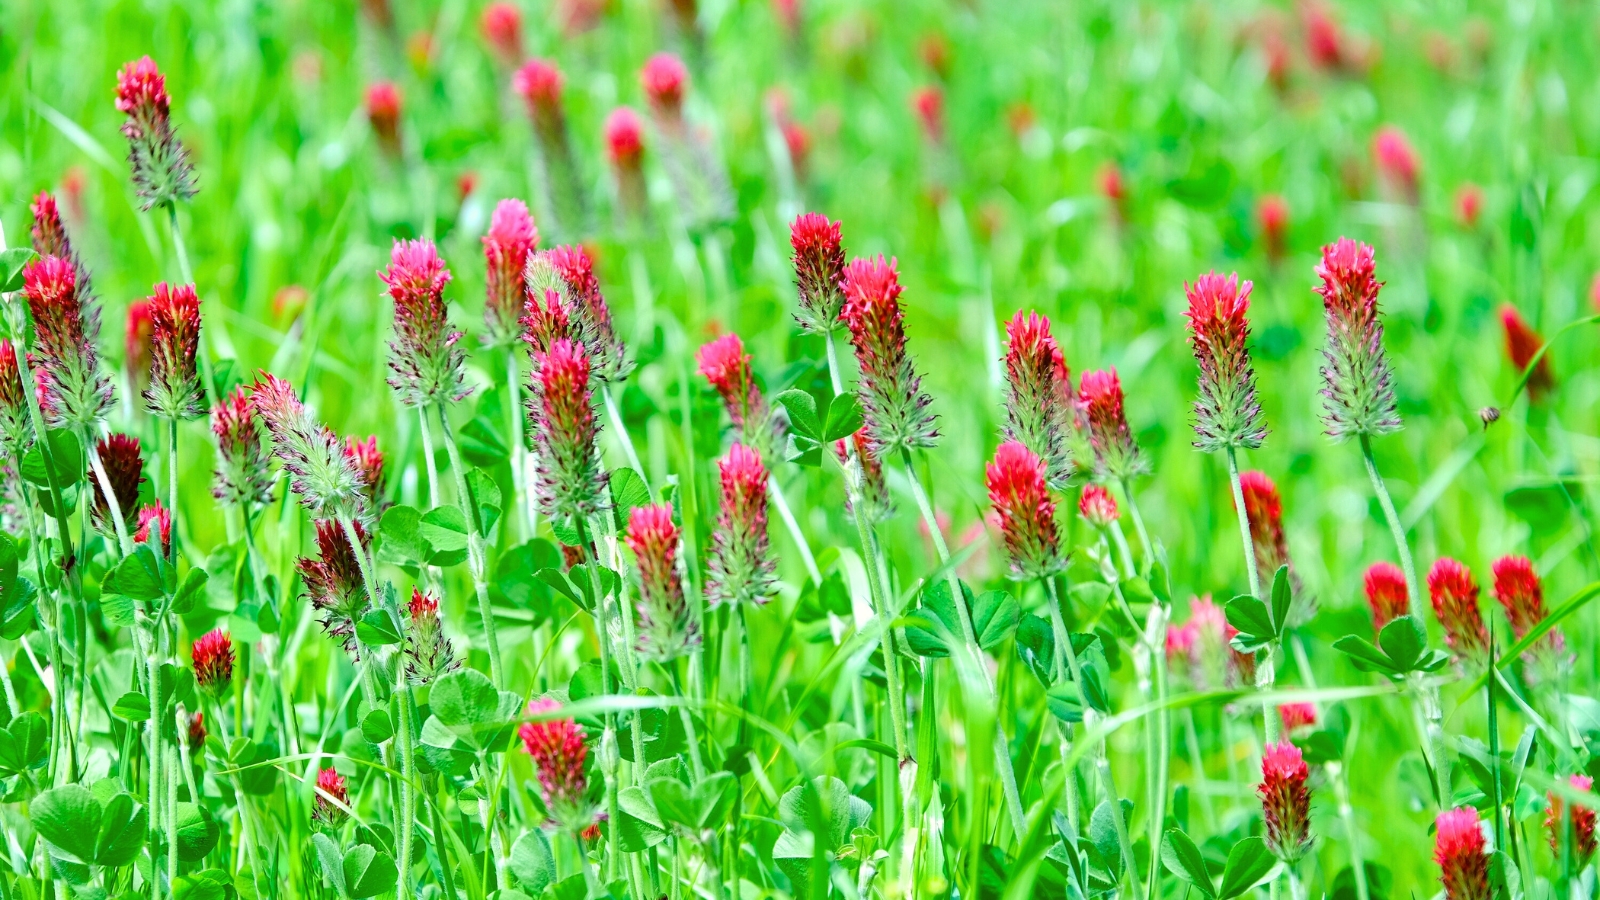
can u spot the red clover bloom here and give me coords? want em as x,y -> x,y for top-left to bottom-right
115,57 -> 197,209
298,519 -> 371,658
1001,311 -> 1074,487
834,429 -> 891,523
640,53 -> 688,120
251,372 -> 369,523
1078,484 -> 1119,529
1259,741 -> 1312,863
482,199 -> 540,346
403,588 -> 460,686
366,83 -> 402,158
697,334 -> 774,453
126,300 -> 154,394
30,192 -> 93,298
144,282 -> 205,420
1183,272 -> 1266,452
1491,555 -> 1565,676
628,504 -> 699,662
1428,558 -> 1488,665
191,628 -> 234,694
705,445 -> 777,608
211,385 -> 274,511
343,436 -> 387,519
380,239 -> 469,407
1314,239 -> 1401,439
1372,126 -> 1420,202
1433,808 -> 1490,900
520,698 -> 593,831
1257,194 -> 1288,262
24,256 -> 114,432
531,339 -> 606,522
514,60 -> 588,232
1363,561 -> 1409,633
134,501 -> 172,556
480,2 -> 523,67
1499,304 -> 1553,402
1278,702 -> 1317,733
604,108 -> 648,221
1239,470 -> 1310,621
789,213 -> 847,335
1546,775 -> 1597,864
313,767 -> 351,828
985,441 -> 1063,579
0,343 -> 33,456
840,256 -> 938,455
1079,367 -> 1146,483
547,245 -> 629,381
90,434 -> 144,536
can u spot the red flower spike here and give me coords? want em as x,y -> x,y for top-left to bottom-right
520,698 -> 593,831
191,627 -> 234,694
24,256 -> 113,431
1428,558 -> 1489,665
513,59 -> 564,118
640,54 -> 688,116
89,434 -> 143,536
1278,702 -> 1317,733
628,504 -> 699,660
403,587 -> 460,685
251,372 -> 369,522
911,86 -> 944,144
144,282 -> 205,420
298,519 -> 371,658
706,445 -> 777,609
187,711 -> 206,753
605,108 -> 645,168
1499,304 -> 1554,402
1259,741 -> 1313,863
1165,621 -> 1197,678
480,2 -> 523,66
126,300 -> 154,393
0,342 -> 30,455
1546,774 -> 1598,864
1079,368 -> 1146,483
1257,194 -> 1289,262
343,436 -> 387,518
1456,184 -> 1483,228
1183,272 -> 1266,452
834,428 -> 891,523
547,245 -> 629,381
840,256 -> 938,454
986,441 -> 1063,579
30,192 -> 93,300
1492,555 -> 1565,675
1237,470 -> 1308,620
1363,561 -> 1409,633
313,766 -> 350,828
366,83 -> 403,158
211,385 -> 274,511
482,199 -> 540,346
380,239 -> 468,407
1434,807 -> 1491,900
1372,126 -> 1420,201
789,213 -> 848,335
134,501 -> 173,556
531,339 -> 606,521
1078,484 -> 1119,529
1302,1 -> 1348,71
1180,596 -> 1255,689
697,334 -> 774,452
115,56 -> 196,209
1314,237 -> 1401,438
1002,312 -> 1075,486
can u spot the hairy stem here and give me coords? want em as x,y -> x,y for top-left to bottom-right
1358,435 -> 1422,621
603,384 -> 647,484
436,403 -> 505,686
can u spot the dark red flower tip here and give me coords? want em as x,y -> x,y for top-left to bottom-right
986,440 -> 1061,578
604,107 -> 645,167
91,433 -> 144,533
1455,184 -> 1483,228
1183,271 -> 1266,451
1257,194 -> 1288,260
145,281 -> 204,419
191,627 -> 234,693
1434,807 -> 1490,900
1428,557 -> 1488,664
1079,367 -> 1144,481
789,213 -> 847,333
1098,163 -> 1126,204
519,697 -> 591,828
30,192 -> 75,262
187,710 -> 206,753
1078,484 -> 1119,528
1499,304 -> 1554,401
1546,774 -> 1598,863
1363,561 -> 1409,632
480,2 -> 524,66
115,56 -> 171,117
313,766 -> 350,826
513,59 -> 564,112
707,444 -> 776,608
365,82 -> 402,154
1372,126 -> 1420,199
1259,740 -> 1312,862
1302,1 -> 1348,70
911,86 -> 944,143
840,255 -> 939,453
640,53 -> 688,112
343,435 -> 386,514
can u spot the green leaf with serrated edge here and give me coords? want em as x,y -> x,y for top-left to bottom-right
1332,635 -> 1402,676
822,392 -> 864,442
1225,595 -> 1274,641
0,712 -> 49,774
1217,837 -> 1277,899
785,433 -> 823,468
342,844 -> 398,899
616,786 -> 667,852
774,389 -> 822,441
1160,829 -> 1216,899
1269,564 -> 1291,632
1377,615 -> 1426,672
355,608 -> 403,646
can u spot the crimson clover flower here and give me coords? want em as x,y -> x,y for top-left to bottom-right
1372,126 -> 1420,202
30,192 -> 93,299
547,245 -> 629,381
627,503 -> 699,662
343,436 -> 387,519
640,53 -> 688,120
697,334 -> 776,454
115,57 -> 197,210
23,256 -> 113,432
0,342 -> 33,456
1079,367 -> 1146,484
1183,272 -> 1266,452
1181,596 -> 1256,689
126,300 -> 154,396
191,627 -> 234,694
144,282 -> 205,420
187,711 -> 206,754
1428,557 -> 1488,666
840,256 -> 938,455
1002,311 -> 1075,487
514,58 -> 566,134
789,213 -> 847,335
134,501 -> 172,556
1078,484 -> 1119,529
1499,304 -> 1554,402
298,519 -> 371,658
480,2 -> 523,67
1491,554 -> 1566,678
403,588 -> 460,686
522,285 -> 575,360
833,428 -> 892,523
531,339 -> 607,522
706,445 -> 777,608
1314,238 -> 1401,439
986,441 -> 1063,579
1277,702 -> 1317,734
514,60 -> 588,232
1257,194 -> 1289,262
482,199 -> 540,346
520,698 -> 594,831
1363,561 -> 1408,633
911,86 -> 944,145
89,434 -> 144,537
1259,741 -> 1312,863
380,239 -> 469,407
1238,470 -> 1311,622
313,766 -> 351,829
211,385 -> 274,511
604,108 -> 648,222
1546,774 -> 1598,865
250,372 -> 369,524
1434,807 -> 1490,900
366,83 -> 402,159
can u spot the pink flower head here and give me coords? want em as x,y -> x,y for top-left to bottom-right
1098,163 -> 1127,215
211,385 -> 274,511
1591,273 -> 1600,315
1302,1 -> 1349,70
1434,808 -> 1491,900
1164,621 -> 1198,675
1259,741 -> 1312,862
1428,558 -> 1488,665
1363,561 -> 1409,633
1238,470 -> 1305,617
1257,194 -> 1289,261
365,82 -> 402,157
298,519 -> 371,658
1456,184 -> 1483,228
1181,595 -> 1256,688
313,766 -> 350,828
1314,237 -> 1401,438
628,504 -> 699,660
250,372 -> 369,522
532,339 -> 606,521
521,286 -> 575,359
1372,126 -> 1420,201
1183,272 -> 1266,452
1492,555 -> 1565,675
24,256 -> 113,431
343,435 -> 387,517
134,501 -> 173,556
1278,702 -> 1317,733
520,698 -> 593,831
1079,368 -> 1146,482
403,587 -> 460,685
191,627 -> 234,694
697,334 -> 774,452
1078,484 -> 1119,529
834,428 -> 892,523
90,433 -> 143,536
30,192 -> 91,298
911,86 -> 944,144
605,107 -> 645,168
144,282 -> 204,420
380,239 -> 468,407
706,445 -> 777,609
640,53 -> 688,116
125,300 -> 154,393
772,0 -> 800,34
513,59 -> 564,118
0,342 -> 32,455
1546,774 -> 1598,864
480,2 -> 524,66
187,711 -> 206,753
840,256 -> 938,454
789,213 -> 848,335
547,245 -> 629,381
1499,304 -> 1554,402
1002,311 -> 1074,487
482,199 -> 540,345
115,56 -> 196,209
986,441 -> 1062,579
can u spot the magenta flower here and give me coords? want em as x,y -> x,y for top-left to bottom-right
89,434 -> 144,536
521,286 -> 576,361
1500,304 -> 1554,402
144,282 -> 205,420
986,441 -> 1062,579
1314,238 -> 1401,439
1372,126 -> 1420,202
1182,596 -> 1256,689
1362,562 -> 1409,634
833,429 -> 892,523
545,245 -> 628,381
604,107 -> 648,222
403,588 -> 460,686
30,192 -> 93,298
640,53 -> 689,120
297,519 -> 371,658
531,339 -> 606,522
250,372 -> 369,523
1428,558 -> 1488,665
1434,808 -> 1491,900
520,698 -> 593,831
1277,702 -> 1317,733
514,60 -> 588,231
126,300 -> 154,395
191,628 -> 234,694
0,342 -> 33,456
1183,272 -> 1266,452
23,256 -> 113,432
1492,555 -> 1566,677
313,767 -> 350,829
697,334 -> 776,453
480,2 -> 524,67
134,501 -> 172,556
1002,312 -> 1074,487
1238,470 -> 1309,621
627,503 -> 699,661
115,56 -> 196,209
1259,741 -> 1312,863
1079,367 -> 1146,483
706,445 -> 777,608
380,239 -> 468,407
482,199 -> 540,346
840,256 -> 938,455
211,385 -> 274,511
911,86 -> 945,145
1546,774 -> 1598,864
343,436 -> 387,518
187,711 -> 206,754
1078,484 -> 1119,529
789,213 -> 847,335
1257,194 -> 1289,262
514,58 -> 564,126
365,82 -> 402,158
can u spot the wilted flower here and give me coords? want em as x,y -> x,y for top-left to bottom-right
520,698 -> 593,831
1491,555 -> 1565,676
211,385 -> 275,511
482,199 -> 540,346
134,501 -> 172,556
1428,558 -> 1488,665
313,767 -> 350,828
1314,238 -> 1402,439
115,57 -> 197,210
834,429 -> 891,523
1257,194 -> 1289,262
790,213 -> 848,335
1238,470 -> 1311,622
251,373 -> 369,523
1079,368 -> 1147,483
697,334 -> 775,453
840,256 -> 938,454
1078,485 -> 1119,529
1434,808 -> 1491,900
604,108 -> 648,222
480,2 -> 523,67
1546,774 -> 1598,864
1499,304 -> 1553,402
403,588 -> 460,686
0,343 -> 33,455
1278,702 -> 1317,733
628,504 -> 699,661
380,240 -> 469,407
191,628 -> 234,694
986,441 -> 1063,579
1001,312 -> 1074,487
1372,126 -> 1420,202
89,434 -> 143,536
298,519 -> 371,658
706,445 -> 777,608
24,256 -> 114,432
144,282 -> 205,420
1259,741 -> 1312,863
366,83 -> 402,158
530,339 -> 606,522
1183,272 -> 1267,452
1363,561 -> 1409,633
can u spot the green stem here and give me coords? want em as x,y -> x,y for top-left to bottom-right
1120,478 -> 1155,568
767,474 -> 821,585
1225,446 -> 1278,744
87,439 -> 134,555
426,778 -> 459,900
574,516 -> 622,881
417,406 -> 441,510
395,683 -> 416,900
1330,761 -> 1370,900
506,352 -> 529,540
603,385 -> 647,484
165,205 -> 218,408
167,417 -> 178,562
1145,604 -> 1171,900
1358,435 -> 1422,622
436,403 -> 504,686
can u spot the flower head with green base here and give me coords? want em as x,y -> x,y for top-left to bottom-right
1314,239 -> 1401,439
1183,271 -> 1266,452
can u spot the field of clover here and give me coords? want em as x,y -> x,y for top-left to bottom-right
2,1 -> 1600,899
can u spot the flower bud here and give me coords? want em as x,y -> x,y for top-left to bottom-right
1259,741 -> 1312,863
840,256 -> 938,454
